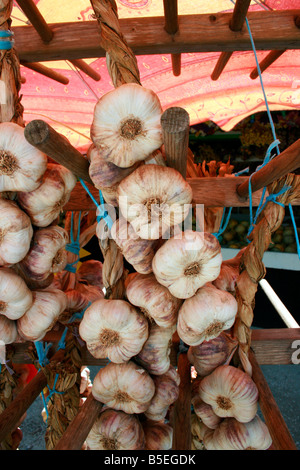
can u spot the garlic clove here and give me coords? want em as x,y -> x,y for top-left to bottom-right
0,267 -> 33,320
117,164 -> 193,240
177,283 -> 238,346
0,314 -> 18,344
79,298 -> 148,363
152,231 -> 223,299
142,420 -> 173,450
91,83 -> 163,168
17,163 -> 77,227
126,273 -> 182,328
0,122 -> 48,192
199,365 -> 259,423
92,361 -> 155,414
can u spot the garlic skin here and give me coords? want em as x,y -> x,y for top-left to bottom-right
79,298 -> 148,363
17,163 -> 77,227
144,371 -> 180,422
177,284 -> 238,346
101,184 -> 119,207
0,122 -> 48,192
86,409 -> 145,450
199,365 -> 259,423
152,231 -> 222,299
91,83 -> 163,168
18,225 -> 69,282
136,322 -> 176,376
142,420 -> 173,450
17,288 -> 67,341
192,392 -> 222,430
111,219 -> 158,274
204,416 -> 272,450
191,414 -> 211,450
187,332 -> 238,377
0,315 -> 18,344
213,262 -> 240,294
0,267 -> 33,320
126,273 -> 182,328
118,164 -> 193,240
92,361 -> 155,414
0,198 -> 33,266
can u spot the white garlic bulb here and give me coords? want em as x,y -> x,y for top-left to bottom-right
18,225 -> 69,282
204,416 -> 272,450
144,371 -> 180,422
152,231 -> 222,299
191,380 -> 222,430
177,284 -> 238,346
86,409 -> 145,450
126,273 -> 182,328
92,361 -> 155,414
17,163 -> 77,227
79,298 -> 148,363
0,122 -> 48,192
0,267 -> 33,320
17,288 -> 67,341
0,198 -> 33,266
118,164 -> 193,240
91,83 -> 163,168
142,420 -> 173,450
199,365 -> 259,423
0,315 -> 18,344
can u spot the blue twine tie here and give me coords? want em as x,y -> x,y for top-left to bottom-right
79,179 -> 113,229
65,211 -> 82,273
0,31 -> 14,51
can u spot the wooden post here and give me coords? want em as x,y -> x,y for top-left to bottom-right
163,0 -> 181,76
69,59 -> 101,81
250,50 -> 286,79
24,119 -> 93,184
15,0 -> 53,43
171,353 -> 191,450
20,61 -> 69,85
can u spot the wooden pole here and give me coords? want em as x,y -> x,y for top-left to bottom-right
69,59 -> 101,81
249,349 -> 298,450
15,0 -> 53,43
250,50 -> 286,79
236,138 -> 300,199
24,119 -> 93,184
163,0 -> 181,76
171,353 -> 191,450
20,61 -> 69,85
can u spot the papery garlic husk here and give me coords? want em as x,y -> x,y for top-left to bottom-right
111,218 -> 158,274
152,231 -> 222,299
80,366 -> 92,396
204,415 -> 272,450
0,315 -> 18,344
191,413 -> 211,450
17,225 -> 69,282
0,122 -> 48,192
17,163 -> 77,227
144,149 -> 166,166
144,371 -> 180,421
126,273 -> 182,328
77,259 -> 103,289
0,267 -> 33,320
118,164 -> 193,240
79,298 -> 148,363
17,288 -> 67,341
177,284 -> 238,346
92,361 -> 155,414
86,408 -> 145,450
142,420 -> 173,450
187,332 -> 239,377
88,143 -> 140,189
136,322 -> 176,375
91,83 -> 163,168
0,198 -> 33,266
199,365 -> 259,423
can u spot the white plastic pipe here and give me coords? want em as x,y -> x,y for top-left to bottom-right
259,279 -> 299,328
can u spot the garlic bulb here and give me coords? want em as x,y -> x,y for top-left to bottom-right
213,262 -> 240,294
92,361 -> 155,414
101,184 -> 119,207
152,231 -> 222,299
177,284 -> 238,346
0,267 -> 33,320
191,414 -> 211,450
0,122 -> 48,192
136,322 -> 176,375
77,260 -> 103,289
0,315 -> 18,344
0,198 -> 33,266
143,420 -> 173,450
118,164 -> 193,240
86,409 -> 145,450
187,332 -> 238,377
91,83 -> 163,168
199,365 -> 259,423
126,273 -> 182,328
17,163 -> 77,227
191,386 -> 222,430
79,298 -> 148,363
18,225 -> 69,282
144,371 -> 180,422
88,144 -> 139,189
17,288 -> 67,341
204,416 -> 272,450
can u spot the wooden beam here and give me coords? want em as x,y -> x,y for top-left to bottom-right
15,0 -> 53,43
171,353 -> 191,450
250,49 -> 286,79
12,10 -> 300,62
69,59 -> 101,82
21,61 -> 69,85
163,0 -> 181,77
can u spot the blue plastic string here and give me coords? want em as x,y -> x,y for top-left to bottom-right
0,31 -> 14,51
288,204 -> 300,258
79,178 -> 113,229
65,211 -> 82,273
